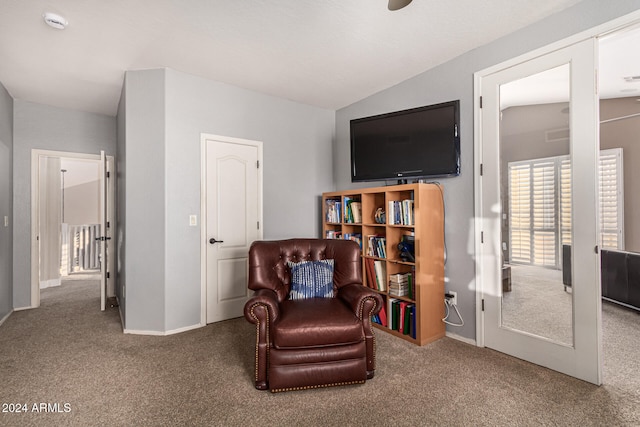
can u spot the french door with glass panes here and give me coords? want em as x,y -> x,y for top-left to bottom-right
478,38 -> 602,384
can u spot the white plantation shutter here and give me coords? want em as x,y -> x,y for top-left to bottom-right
509,164 -> 532,263
599,149 -> 624,249
507,148 -> 623,268
560,158 -> 572,247
532,161 -> 557,266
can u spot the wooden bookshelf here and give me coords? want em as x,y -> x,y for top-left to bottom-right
322,183 -> 445,346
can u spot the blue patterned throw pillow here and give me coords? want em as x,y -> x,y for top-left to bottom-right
287,259 -> 335,300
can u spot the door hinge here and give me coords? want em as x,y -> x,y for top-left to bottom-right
482,299 -> 485,311
594,245 -> 599,254
107,221 -> 110,229
479,96 -> 483,108
257,221 -> 260,230
481,231 -> 484,243
106,171 -> 110,178
480,163 -> 483,176
256,160 -> 260,168
106,272 -> 110,279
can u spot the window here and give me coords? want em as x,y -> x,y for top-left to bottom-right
508,148 -> 623,268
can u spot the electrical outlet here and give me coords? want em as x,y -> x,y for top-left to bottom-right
446,290 -> 457,306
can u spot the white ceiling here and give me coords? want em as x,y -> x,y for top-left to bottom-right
0,0 -> 589,117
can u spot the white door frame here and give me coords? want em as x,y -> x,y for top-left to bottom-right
199,133 -> 264,326
474,9 -> 640,349
30,149 -> 115,308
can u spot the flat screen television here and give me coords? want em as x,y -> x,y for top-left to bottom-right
350,100 -> 460,182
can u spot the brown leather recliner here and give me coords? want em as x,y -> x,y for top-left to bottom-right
243,238 -> 383,392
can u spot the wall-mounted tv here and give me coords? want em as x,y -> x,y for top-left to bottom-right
350,100 -> 460,182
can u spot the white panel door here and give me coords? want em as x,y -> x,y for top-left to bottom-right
479,38 -> 602,384
205,136 -> 262,323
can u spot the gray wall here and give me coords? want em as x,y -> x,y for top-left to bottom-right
164,69 -> 334,331
120,68 -> 335,333
335,0 -> 640,341
0,82 -> 13,321
12,101 -> 116,308
119,69 -> 166,332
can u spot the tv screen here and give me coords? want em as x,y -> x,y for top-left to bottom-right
350,100 -> 460,182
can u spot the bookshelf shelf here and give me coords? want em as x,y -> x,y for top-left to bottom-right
322,183 -> 445,346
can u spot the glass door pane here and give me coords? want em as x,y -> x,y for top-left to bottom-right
499,64 -> 573,345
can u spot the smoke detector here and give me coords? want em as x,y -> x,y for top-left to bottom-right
43,12 -> 68,30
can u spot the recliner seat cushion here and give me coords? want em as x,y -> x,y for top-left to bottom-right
273,298 -> 364,349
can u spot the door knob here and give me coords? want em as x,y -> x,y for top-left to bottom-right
209,238 -> 224,244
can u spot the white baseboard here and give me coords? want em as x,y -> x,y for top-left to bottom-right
123,322 -> 204,336
0,309 -> 13,326
446,331 -> 477,346
39,278 -> 61,289
13,306 -> 33,311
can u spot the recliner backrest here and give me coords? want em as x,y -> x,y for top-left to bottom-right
248,239 -> 362,303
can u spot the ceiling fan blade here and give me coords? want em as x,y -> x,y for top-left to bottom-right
388,0 -> 412,11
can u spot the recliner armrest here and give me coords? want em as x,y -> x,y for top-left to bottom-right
338,284 -> 383,377
244,289 -> 280,325
338,284 -> 383,319
244,289 -> 280,390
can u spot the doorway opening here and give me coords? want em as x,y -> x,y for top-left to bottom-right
30,149 -> 115,310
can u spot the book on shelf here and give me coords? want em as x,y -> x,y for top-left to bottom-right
398,301 -> 409,334
373,260 -> 386,292
406,303 -> 416,338
325,199 -> 341,223
388,298 -> 400,331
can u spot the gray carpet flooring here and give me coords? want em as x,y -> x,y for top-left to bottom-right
0,280 -> 638,426
502,265 -> 573,345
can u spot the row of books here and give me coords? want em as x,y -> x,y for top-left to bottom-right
389,272 -> 414,299
366,235 -> 386,258
344,197 -> 362,224
388,199 -> 414,226
325,199 -> 341,223
371,299 -> 416,339
364,258 -> 386,292
388,298 -> 416,338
